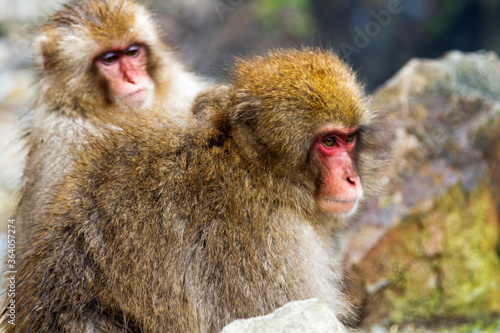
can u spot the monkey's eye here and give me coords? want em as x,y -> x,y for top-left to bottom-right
323,137 -> 336,147
346,133 -> 356,143
101,53 -> 118,65
125,45 -> 140,57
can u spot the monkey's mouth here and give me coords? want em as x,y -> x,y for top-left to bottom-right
124,89 -> 146,98
324,198 -> 358,203
320,197 -> 358,214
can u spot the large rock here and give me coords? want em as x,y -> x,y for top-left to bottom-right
343,50 -> 500,326
220,299 -> 346,333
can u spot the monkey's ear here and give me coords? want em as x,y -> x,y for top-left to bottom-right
35,34 -> 56,71
231,89 -> 262,126
192,85 -> 231,116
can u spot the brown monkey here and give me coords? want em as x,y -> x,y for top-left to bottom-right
5,49 -> 385,332
17,0 -> 209,245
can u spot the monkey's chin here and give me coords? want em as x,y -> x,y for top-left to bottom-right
319,198 -> 358,214
121,89 -> 150,108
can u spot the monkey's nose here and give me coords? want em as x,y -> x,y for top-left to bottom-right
347,176 -> 357,185
125,74 -> 137,84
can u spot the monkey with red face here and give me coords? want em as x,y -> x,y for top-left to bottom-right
4,48 -> 385,332
313,127 -> 361,213
16,0 -> 210,248
94,43 -> 155,109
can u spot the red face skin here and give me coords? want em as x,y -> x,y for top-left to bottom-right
314,125 -> 362,214
94,44 -> 154,108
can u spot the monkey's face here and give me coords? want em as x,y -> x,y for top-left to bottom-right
95,44 -> 155,109
313,124 -> 363,215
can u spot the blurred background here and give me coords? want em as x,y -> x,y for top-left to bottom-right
1,0 -> 500,331
148,0 -> 500,92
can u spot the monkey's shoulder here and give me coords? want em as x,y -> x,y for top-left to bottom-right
71,119 -> 229,185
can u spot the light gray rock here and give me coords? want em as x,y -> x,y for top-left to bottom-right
220,299 -> 347,333
343,50 -> 500,326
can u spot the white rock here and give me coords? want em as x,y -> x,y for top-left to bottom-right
220,299 -> 347,333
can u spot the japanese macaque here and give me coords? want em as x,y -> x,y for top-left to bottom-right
17,0 -> 209,244
4,49 -> 385,332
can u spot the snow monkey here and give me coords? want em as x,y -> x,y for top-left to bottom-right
16,0 -> 210,248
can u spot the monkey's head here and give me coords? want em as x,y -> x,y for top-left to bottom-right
35,0 -> 172,114
227,49 -> 383,217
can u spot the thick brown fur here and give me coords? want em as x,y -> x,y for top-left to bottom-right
16,0 -> 209,248
4,49 -> 385,332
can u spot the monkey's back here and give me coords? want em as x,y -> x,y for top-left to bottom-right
8,116 -> 349,332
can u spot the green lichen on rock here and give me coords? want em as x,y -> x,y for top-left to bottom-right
439,182 -> 500,317
366,182 -> 500,324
